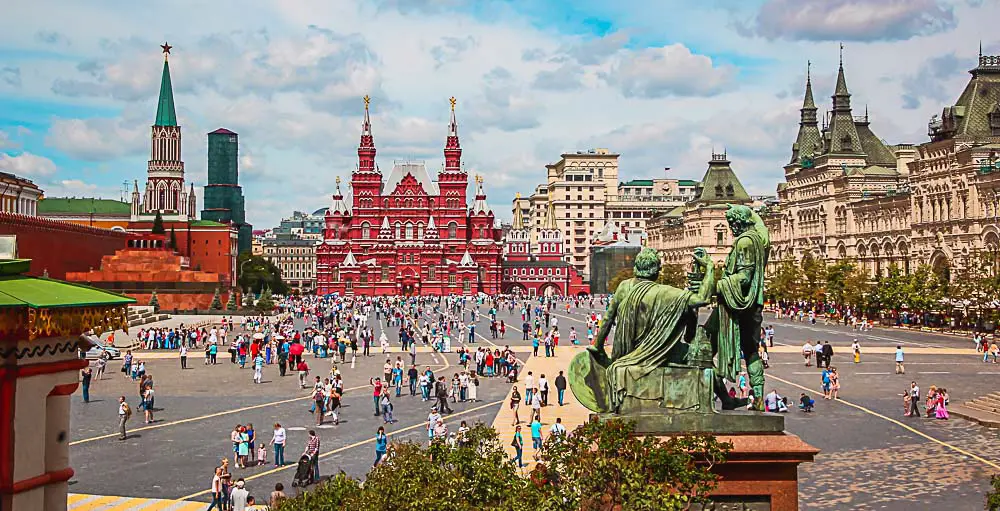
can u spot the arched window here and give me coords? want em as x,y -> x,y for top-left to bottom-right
462,279 -> 471,294
428,264 -> 437,280
345,278 -> 353,292
361,222 -> 371,239
395,222 -> 401,239
332,268 -> 339,282
418,223 -> 424,239
360,273 -> 368,285
405,222 -> 414,240
381,264 -> 389,282
448,222 -> 458,239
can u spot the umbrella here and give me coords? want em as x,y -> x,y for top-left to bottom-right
274,334 -> 286,341
253,333 -> 265,340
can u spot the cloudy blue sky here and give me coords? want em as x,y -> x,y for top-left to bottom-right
0,0 -> 994,228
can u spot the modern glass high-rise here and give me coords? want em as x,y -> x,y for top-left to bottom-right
201,128 -> 252,254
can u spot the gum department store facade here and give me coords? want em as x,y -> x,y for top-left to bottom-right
651,51 -> 1000,281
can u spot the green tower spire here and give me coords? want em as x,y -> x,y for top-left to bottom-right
154,42 -> 177,127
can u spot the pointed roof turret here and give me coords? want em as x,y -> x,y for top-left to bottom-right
788,61 -> 822,166
459,250 -> 476,267
341,250 -> 358,267
330,176 -> 350,215
470,174 -> 491,215
155,43 -> 178,127
692,151 -> 750,205
511,192 -> 525,228
357,95 -> 377,173
424,216 -> 439,240
443,96 -> 463,173
833,44 -> 851,111
543,188 -> 558,230
377,216 -> 392,240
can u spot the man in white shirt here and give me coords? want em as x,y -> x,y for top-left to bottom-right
764,389 -> 781,412
802,341 -> 813,366
179,345 -> 188,370
229,478 -> 249,511
524,372 -> 534,405
549,417 -> 567,438
117,395 -> 129,440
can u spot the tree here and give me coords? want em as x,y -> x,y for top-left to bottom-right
657,263 -> 687,288
799,252 -> 827,304
169,226 -> 178,250
210,287 -> 223,310
529,419 -> 729,511
767,259 -> 801,304
987,474 -> 1000,511
151,211 -> 165,235
953,250 -> 1000,321
225,291 -> 237,311
148,289 -> 160,312
237,252 -> 289,295
275,424 -> 532,511
256,286 -> 275,314
275,420 -> 729,511
243,287 -> 255,308
905,264 -> 946,314
607,268 -> 633,293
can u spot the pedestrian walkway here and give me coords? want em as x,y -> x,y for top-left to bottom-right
491,345 -> 591,472
68,493 -> 205,510
768,346 -> 978,355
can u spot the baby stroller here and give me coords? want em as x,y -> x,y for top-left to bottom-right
291,454 -> 316,490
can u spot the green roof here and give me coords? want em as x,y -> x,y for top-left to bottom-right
619,179 -> 653,187
155,58 -> 177,127
678,180 -> 697,186
692,156 -> 751,205
37,197 -> 130,215
0,261 -> 134,309
190,219 -> 227,227
848,165 -> 898,177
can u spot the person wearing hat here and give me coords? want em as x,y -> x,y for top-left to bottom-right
229,478 -> 249,511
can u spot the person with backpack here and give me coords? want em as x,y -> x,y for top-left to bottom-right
117,395 -> 131,440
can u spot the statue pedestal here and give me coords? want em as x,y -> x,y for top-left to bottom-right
697,432 -> 818,511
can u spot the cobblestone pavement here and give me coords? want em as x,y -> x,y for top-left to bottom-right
69,305 -> 1000,508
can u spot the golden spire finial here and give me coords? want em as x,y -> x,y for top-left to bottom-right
475,174 -> 483,184
515,192 -> 521,199
363,95 -> 370,108
449,96 -> 457,111
336,176 -> 341,185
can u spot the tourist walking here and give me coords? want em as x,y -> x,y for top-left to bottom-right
303,430 -> 321,481
906,381 -> 920,417
117,395 -> 130,440
895,345 -> 905,374
509,386 -> 521,425
374,426 -> 388,467
179,344 -> 188,369
511,425 -> 524,468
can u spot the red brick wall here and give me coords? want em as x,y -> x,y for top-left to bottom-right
129,221 -> 235,285
0,213 -> 127,279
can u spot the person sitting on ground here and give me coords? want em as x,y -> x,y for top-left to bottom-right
798,392 -> 815,412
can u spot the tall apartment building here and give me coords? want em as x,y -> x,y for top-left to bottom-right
262,234 -> 319,293
201,128 -> 252,254
513,149 -> 690,280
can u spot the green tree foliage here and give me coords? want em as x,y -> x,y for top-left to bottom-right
953,250 -> 1000,320
243,287 -> 255,308
905,264 -> 946,313
256,286 -> 275,314
209,288 -> 223,310
151,211 -> 165,235
799,252 -> 827,304
607,268 -> 634,293
532,419 -> 729,511
987,473 -> 1000,511
657,263 -> 687,288
169,226 -> 178,250
147,290 -> 160,312
767,259 -> 801,303
275,424 -> 532,511
237,252 -> 288,295
275,421 -> 728,511
225,291 -> 237,311
825,260 -> 867,308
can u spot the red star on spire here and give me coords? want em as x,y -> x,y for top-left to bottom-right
160,42 -> 172,55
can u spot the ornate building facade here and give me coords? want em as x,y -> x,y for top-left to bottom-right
501,192 -> 586,296
765,50 -> 1000,280
315,98 -> 502,296
646,152 -> 753,266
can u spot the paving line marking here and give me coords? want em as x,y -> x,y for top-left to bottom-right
67,494 -> 92,506
917,371 -> 951,374
856,372 -> 892,375
978,372 -> 1000,374
768,374 -> 1000,471
99,496 -> 158,511
70,357 -> 450,446
71,495 -> 122,511
175,398 -> 504,501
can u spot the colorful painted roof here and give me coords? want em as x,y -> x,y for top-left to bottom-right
37,198 -> 131,215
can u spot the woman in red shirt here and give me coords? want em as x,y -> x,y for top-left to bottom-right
371,377 -> 383,416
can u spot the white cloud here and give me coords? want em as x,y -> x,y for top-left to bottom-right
45,116 -> 148,161
430,36 -> 477,68
0,130 -> 18,150
743,0 -> 958,42
602,44 -> 736,98
0,152 -> 57,176
1,67 -> 20,87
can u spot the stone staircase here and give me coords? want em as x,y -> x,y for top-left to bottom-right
127,305 -> 170,328
951,392 -> 1000,428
